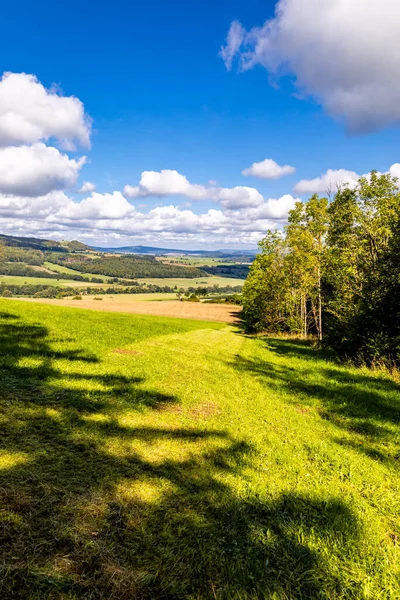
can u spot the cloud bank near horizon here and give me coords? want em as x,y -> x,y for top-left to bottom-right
0,69 -> 399,248
0,71 -> 301,246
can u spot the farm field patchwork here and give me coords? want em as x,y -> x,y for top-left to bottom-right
0,299 -> 399,598
0,274 -> 244,291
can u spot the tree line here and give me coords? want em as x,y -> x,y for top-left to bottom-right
202,264 -> 250,279
0,263 -> 102,283
242,172 -> 400,365
0,283 -> 243,299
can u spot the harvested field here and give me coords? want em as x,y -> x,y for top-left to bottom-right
16,295 -> 241,323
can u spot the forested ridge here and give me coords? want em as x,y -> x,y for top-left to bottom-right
0,239 -> 210,280
242,171 -> 400,365
0,233 -> 88,252
202,264 -> 250,279
51,254 -> 208,279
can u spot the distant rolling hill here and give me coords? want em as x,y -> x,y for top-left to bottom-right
0,234 -> 256,261
0,233 -> 90,253
93,244 -> 257,258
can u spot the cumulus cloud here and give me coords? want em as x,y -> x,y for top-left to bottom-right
294,168 -> 360,194
0,68 -> 297,247
0,72 -> 91,148
216,186 -> 263,210
388,163 -> 400,180
0,143 -> 86,196
57,191 -> 134,221
78,181 -> 96,193
294,163 -> 400,194
0,188 -> 298,246
124,169 -> 267,209
0,190 -> 71,219
124,170 -> 208,200
242,158 -> 296,179
251,194 -> 298,219
221,0 -> 400,133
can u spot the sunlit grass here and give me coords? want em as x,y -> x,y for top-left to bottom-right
140,275 -> 244,288
0,450 -> 29,470
0,274 -> 105,287
0,299 -> 399,599
44,261 -> 110,282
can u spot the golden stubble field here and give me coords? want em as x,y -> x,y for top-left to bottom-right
17,295 -> 242,323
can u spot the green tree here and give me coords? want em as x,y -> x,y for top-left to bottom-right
242,231 -> 289,332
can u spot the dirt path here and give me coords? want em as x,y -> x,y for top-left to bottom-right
16,296 -> 241,323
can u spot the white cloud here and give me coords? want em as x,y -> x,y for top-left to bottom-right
124,169 -> 208,200
221,0 -> 400,133
220,20 -> 246,71
242,158 -> 296,180
78,181 -> 96,193
123,169 -> 266,209
216,186 -> 263,210
0,190 -> 70,219
57,191 -> 134,221
0,143 -> 86,196
294,162 -> 400,194
388,163 -> 400,180
0,188 -> 297,247
294,169 -> 360,194
251,194 -> 298,219
0,72 -> 91,148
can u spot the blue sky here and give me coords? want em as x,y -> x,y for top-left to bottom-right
1,0 -> 399,248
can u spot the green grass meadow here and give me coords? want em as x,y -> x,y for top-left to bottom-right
0,299 -> 399,599
140,275 -> 244,289
0,275 -> 106,288
44,262 -> 110,282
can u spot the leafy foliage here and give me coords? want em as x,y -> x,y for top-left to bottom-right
202,264 -> 250,279
242,172 -> 400,364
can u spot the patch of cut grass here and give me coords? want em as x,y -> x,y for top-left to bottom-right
44,262 -> 110,282
140,275 -> 244,288
0,299 -> 399,599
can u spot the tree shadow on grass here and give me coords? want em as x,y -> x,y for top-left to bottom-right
0,312 -> 368,598
233,337 -> 400,463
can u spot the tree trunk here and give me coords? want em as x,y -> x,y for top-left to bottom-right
317,265 -> 322,342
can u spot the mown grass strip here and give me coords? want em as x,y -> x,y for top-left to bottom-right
0,299 -> 399,599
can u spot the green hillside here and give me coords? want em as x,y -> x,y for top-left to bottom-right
0,299 -> 399,599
